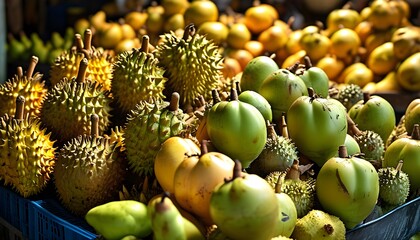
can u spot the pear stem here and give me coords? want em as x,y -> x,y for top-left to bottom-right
338,145 -> 348,158
141,35 -> 150,53
285,160 -> 300,180
308,87 -> 315,98
411,124 -> 420,140
304,55 -> 312,70
15,96 -> 25,121
274,174 -> 283,193
212,89 -> 221,104
235,81 -> 241,95
280,112 -> 289,139
76,58 -> 89,83
26,56 -> 38,79
183,23 -> 195,40
347,114 -> 362,136
287,62 -> 300,74
90,114 -> 99,137
230,160 -> 243,181
363,92 -> 370,104
169,92 -> 180,112
83,29 -> 92,52
201,140 -> 209,155
230,88 -> 238,101
16,66 -> 23,78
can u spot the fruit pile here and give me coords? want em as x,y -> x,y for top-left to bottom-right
1,0 -> 420,239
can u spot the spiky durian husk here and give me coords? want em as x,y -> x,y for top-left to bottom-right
119,175 -> 163,204
0,114 -> 55,197
54,135 -> 127,216
40,77 -> 112,144
49,48 -> 114,91
355,130 -> 385,161
124,100 -> 186,177
0,73 -> 47,117
155,30 -> 224,108
281,178 -> 316,218
386,115 -> 407,147
334,84 -> 364,110
111,49 -> 167,113
378,166 -> 410,206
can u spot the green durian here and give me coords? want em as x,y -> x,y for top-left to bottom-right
378,160 -> 410,206
334,84 -> 364,110
0,56 -> 47,117
155,24 -> 224,109
0,96 -> 55,197
355,130 -> 385,162
54,114 -> 127,216
41,57 -> 112,144
111,35 -> 167,114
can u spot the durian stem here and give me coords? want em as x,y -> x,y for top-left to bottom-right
274,174 -> 283,194
285,160 -> 300,180
76,58 -> 89,84
267,120 -> 278,141
230,88 -> 238,101
15,96 -> 25,121
83,29 -> 93,53
287,62 -> 300,74
74,34 -> 84,52
235,81 -> 241,95
363,92 -> 370,104
304,55 -> 312,70
26,56 -> 38,79
396,160 -> 404,172
90,114 -> 99,137
212,89 -> 221,104
169,92 -> 180,112
338,145 -> 348,158
280,112 -> 289,139
347,113 -> 362,136
412,124 -> 420,140
183,23 -> 195,40
16,66 -> 23,78
141,35 -> 150,53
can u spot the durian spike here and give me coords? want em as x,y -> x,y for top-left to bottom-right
15,96 -> 25,121
16,66 -> 23,78
411,124 -> 419,140
304,55 -> 313,70
346,113 -> 362,136
26,56 -> 38,79
76,58 -> 89,84
74,34 -> 84,52
285,159 -> 300,180
230,88 -> 238,101
183,23 -> 195,40
211,89 -> 221,104
142,175 -> 150,194
338,145 -> 348,158
396,160 -> 404,172
83,29 -> 93,54
169,92 -> 180,112
140,35 -> 150,53
234,81 -> 241,95
90,114 -> 99,137
280,112 -> 289,139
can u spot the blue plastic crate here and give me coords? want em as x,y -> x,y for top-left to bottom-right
0,186 -> 31,238
0,217 -> 27,240
29,199 -> 98,240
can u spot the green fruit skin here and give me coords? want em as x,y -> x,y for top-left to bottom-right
382,137 -> 420,191
404,99 -> 420,135
238,90 -> 273,122
207,100 -> 267,168
259,69 -> 308,123
210,174 -> 279,240
287,96 -> 348,166
348,95 -> 396,143
272,193 -> 298,238
85,200 -> 152,240
316,156 -> 379,229
299,67 -> 330,98
240,56 -> 279,93
336,134 -> 361,157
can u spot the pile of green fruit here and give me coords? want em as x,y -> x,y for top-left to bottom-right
1,0 -> 420,239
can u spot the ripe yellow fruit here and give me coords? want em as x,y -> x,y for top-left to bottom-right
244,4 -> 278,34
226,23 -> 251,49
183,0 -> 218,27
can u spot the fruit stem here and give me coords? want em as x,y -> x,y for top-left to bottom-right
252,0 -> 261,7
343,1 -> 352,9
212,89 -> 221,104
411,124 -> 420,140
285,159 -> 300,180
338,145 -> 348,158
26,56 -> 38,79
280,112 -> 289,139
274,174 -> 283,194
74,34 -> 84,52
83,29 -> 92,53
90,114 -> 99,137
169,92 -> 180,112
287,62 -> 300,74
76,58 -> 89,84
183,23 -> 195,41
347,113 -> 362,136
363,92 -> 370,104
201,140 -> 209,155
15,96 -> 25,121
230,88 -> 238,101
229,159 -> 244,182
16,66 -> 23,78
396,160 -> 404,172
307,87 -> 315,98
235,81 -> 241,95
287,16 -> 295,28
267,120 -> 278,141
141,35 -> 149,53
304,55 -> 312,70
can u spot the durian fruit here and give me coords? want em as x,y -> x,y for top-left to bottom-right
0,56 -> 47,117
124,92 -> 189,177
49,29 -> 114,91
111,35 -> 167,114
378,160 -> 410,206
54,114 -> 127,216
291,209 -> 346,240
278,160 -> 316,218
386,115 -> 408,147
248,116 -> 298,177
119,175 -> 163,204
333,84 -> 364,110
155,23 -> 224,109
41,57 -> 112,144
0,96 -> 55,197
